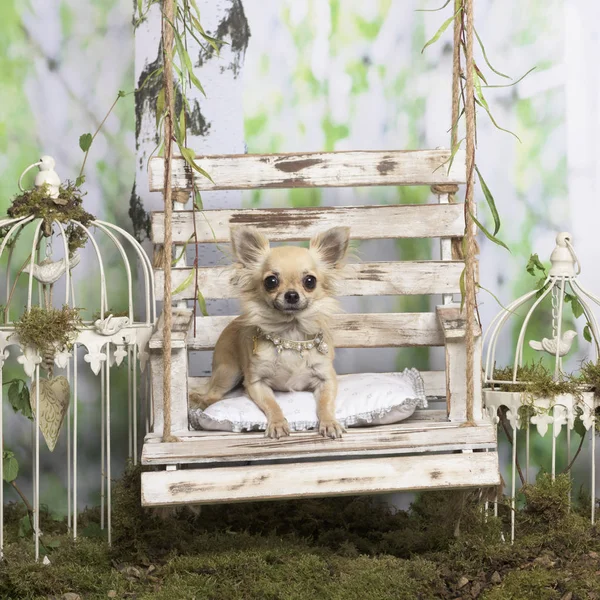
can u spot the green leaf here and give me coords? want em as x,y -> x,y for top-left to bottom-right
535,275 -> 548,297
194,186 -> 203,210
168,17 -> 207,96
178,107 -> 186,146
3,450 -> 18,483
75,175 -> 85,188
191,15 -> 223,54
172,269 -> 195,296
474,63 -> 488,86
526,253 -> 546,277
477,284 -> 516,313
473,67 -> 488,110
469,210 -> 511,252
179,145 -> 214,182
187,0 -> 202,22
137,66 -> 163,94
434,137 -> 463,175
18,514 -> 32,538
421,7 -> 461,53
583,324 -> 592,343
172,234 -> 195,266
417,0 -> 452,11
482,66 -> 537,89
475,166 -> 500,235
459,267 -> 466,312
474,97 -> 522,142
570,296 -> 584,319
8,380 -> 32,419
474,28 -> 510,79
197,288 -> 208,317
79,133 -> 93,152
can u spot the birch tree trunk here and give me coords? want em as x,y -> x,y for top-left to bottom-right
134,0 -> 250,375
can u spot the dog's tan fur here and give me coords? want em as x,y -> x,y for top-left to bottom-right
189,226 -> 350,439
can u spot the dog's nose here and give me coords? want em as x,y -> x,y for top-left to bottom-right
284,290 -> 300,304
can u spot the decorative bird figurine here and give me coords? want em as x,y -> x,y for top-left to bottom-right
529,330 -> 577,356
23,253 -> 81,284
35,155 -> 64,204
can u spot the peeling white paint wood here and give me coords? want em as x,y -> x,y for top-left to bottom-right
154,261 -> 467,301
151,203 -> 466,244
141,421 -> 497,465
140,451 -> 500,506
444,335 -> 484,422
436,305 -> 483,421
149,312 -> 444,350
150,307 -> 194,346
149,347 -> 189,434
437,192 -> 456,305
436,304 -> 482,339
148,148 -> 467,192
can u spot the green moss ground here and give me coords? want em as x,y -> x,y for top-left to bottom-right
1,469 -> 599,599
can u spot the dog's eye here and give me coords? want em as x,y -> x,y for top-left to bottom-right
303,275 -> 317,290
264,275 -> 279,291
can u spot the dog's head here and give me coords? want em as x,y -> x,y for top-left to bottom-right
230,226 -> 350,326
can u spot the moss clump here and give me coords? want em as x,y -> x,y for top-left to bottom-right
580,360 -> 600,398
492,362 -> 600,428
1,468 -> 600,600
492,362 -> 584,398
7,182 -> 95,255
13,305 -> 82,358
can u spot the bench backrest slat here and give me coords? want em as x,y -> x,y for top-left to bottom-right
151,203 -> 465,245
149,148 -> 466,192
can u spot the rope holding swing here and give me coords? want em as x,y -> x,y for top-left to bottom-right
161,0 -> 178,443
459,0 -> 478,426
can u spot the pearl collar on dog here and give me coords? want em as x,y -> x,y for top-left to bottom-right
253,327 -> 329,357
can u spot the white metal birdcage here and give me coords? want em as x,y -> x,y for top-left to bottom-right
0,156 -> 155,560
482,232 -> 600,540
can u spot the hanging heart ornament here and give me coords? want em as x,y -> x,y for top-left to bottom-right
30,376 -> 70,452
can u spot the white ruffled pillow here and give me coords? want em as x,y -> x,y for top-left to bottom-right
189,369 -> 426,433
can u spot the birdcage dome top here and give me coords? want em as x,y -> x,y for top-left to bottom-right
0,156 -> 156,377
483,232 -> 600,387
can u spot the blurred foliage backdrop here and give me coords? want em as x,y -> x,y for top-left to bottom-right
1,0 -> 599,512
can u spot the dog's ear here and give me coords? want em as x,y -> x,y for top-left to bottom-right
309,226 -> 350,267
231,226 -> 270,267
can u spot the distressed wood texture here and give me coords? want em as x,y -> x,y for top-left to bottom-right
148,148 -> 466,192
141,451 -> 499,506
155,261 -> 466,301
142,420 -> 496,465
437,305 -> 483,421
150,306 -> 193,347
151,203 -> 465,244
149,307 -> 193,434
149,313 -> 444,350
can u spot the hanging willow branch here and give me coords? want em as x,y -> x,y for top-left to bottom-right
423,0 -> 535,423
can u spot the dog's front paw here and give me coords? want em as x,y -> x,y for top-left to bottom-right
189,392 -> 211,410
265,419 -> 290,439
319,419 -> 344,439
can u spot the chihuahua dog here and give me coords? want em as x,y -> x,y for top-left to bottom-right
189,225 -> 350,439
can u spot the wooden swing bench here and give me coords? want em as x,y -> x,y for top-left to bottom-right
141,148 -> 501,507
